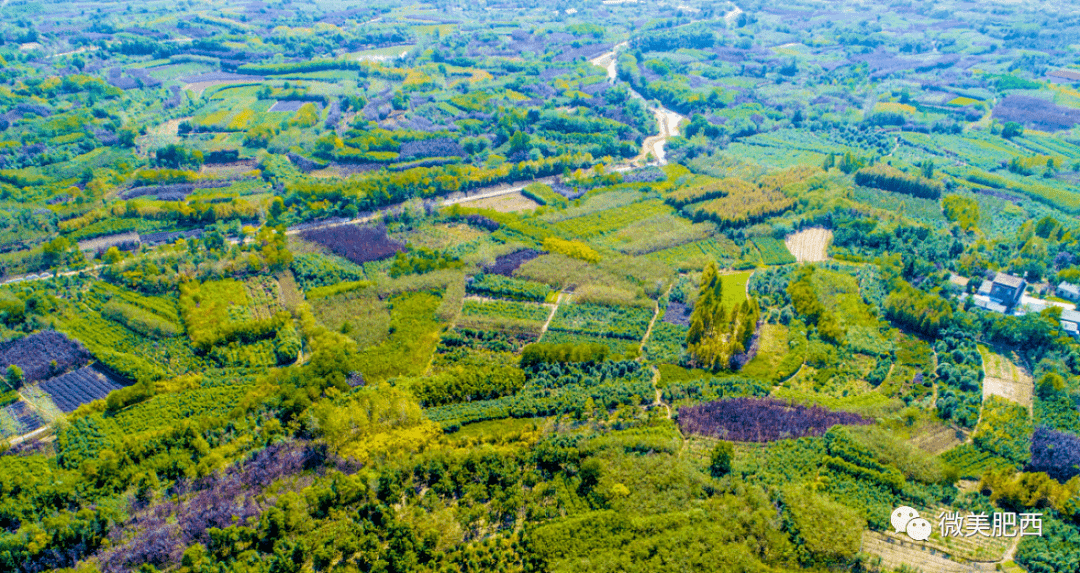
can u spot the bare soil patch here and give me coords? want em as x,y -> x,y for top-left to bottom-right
979,346 -> 1033,411
457,191 -> 539,213
784,227 -> 832,263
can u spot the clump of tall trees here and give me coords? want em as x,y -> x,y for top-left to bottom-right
687,262 -> 760,370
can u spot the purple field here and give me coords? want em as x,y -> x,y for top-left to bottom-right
485,249 -> 539,276
38,365 -> 126,413
300,224 -> 405,264
993,95 -> 1080,131
1029,426 -> 1080,481
678,397 -> 870,442
662,301 -> 692,326
0,331 -> 91,388
270,100 -> 322,113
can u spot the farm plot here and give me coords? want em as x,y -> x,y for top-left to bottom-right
643,321 -> 688,364
738,324 -> 790,381
538,330 -> 641,357
456,192 -> 539,213
0,331 -> 91,389
466,274 -> 552,302
38,366 -> 126,413
179,278 -> 289,364
784,228 -> 832,263
979,346 -> 1034,410
457,299 -> 552,334
547,200 -> 672,238
602,213 -> 713,255
678,397 -> 871,442
861,530 -> 1007,573
300,224 -> 406,265
645,237 -> 740,270
749,236 -> 796,265
485,249 -> 541,276
546,302 -> 653,340
0,400 -> 45,438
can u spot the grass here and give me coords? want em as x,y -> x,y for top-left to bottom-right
312,290 -> 391,350
772,385 -> 902,418
720,271 -> 751,311
179,279 -> 251,346
354,291 -> 446,383
655,364 -> 712,388
739,324 -> 789,380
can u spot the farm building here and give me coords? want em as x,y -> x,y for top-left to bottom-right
1058,281 -> 1080,302
1062,309 -> 1080,338
973,272 -> 1026,313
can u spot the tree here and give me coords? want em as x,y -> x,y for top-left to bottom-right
942,194 -> 979,231
268,196 -> 285,222
313,133 -> 343,159
118,126 -> 138,148
687,262 -> 761,370
920,158 -> 935,179
837,151 -> 863,174
245,124 -> 275,148
709,441 -> 734,478
154,144 -> 203,169
1002,121 -> 1024,139
5,365 -> 23,390
508,130 -> 531,155
43,236 -> 71,267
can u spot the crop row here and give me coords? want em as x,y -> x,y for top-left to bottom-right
39,366 -> 126,413
548,200 -> 671,238
425,379 -> 652,428
547,302 -> 653,340
0,401 -> 44,437
466,273 -> 551,302
300,224 -> 406,265
461,299 -> 551,323
750,237 -> 796,265
677,397 -> 870,442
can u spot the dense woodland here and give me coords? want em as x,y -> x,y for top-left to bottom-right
2,0 -> 1080,572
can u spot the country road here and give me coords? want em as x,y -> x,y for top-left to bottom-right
589,43 -> 685,165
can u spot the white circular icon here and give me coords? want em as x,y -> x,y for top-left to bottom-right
891,506 -> 919,533
906,518 -> 932,541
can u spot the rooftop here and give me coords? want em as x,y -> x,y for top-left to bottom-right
993,272 -> 1025,289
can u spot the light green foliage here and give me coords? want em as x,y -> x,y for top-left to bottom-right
354,291 -> 445,383
548,301 -> 653,340
942,194 -> 980,230
466,273 -> 551,302
972,396 -> 1034,467
459,299 -> 550,333
782,485 -> 866,566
